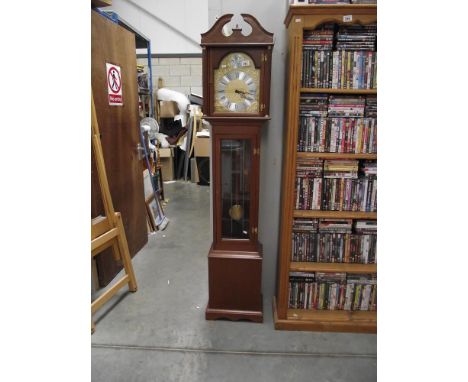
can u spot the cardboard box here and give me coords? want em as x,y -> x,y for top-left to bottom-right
194,137 -> 210,157
159,148 -> 173,158
159,101 -> 179,118
159,147 -> 174,181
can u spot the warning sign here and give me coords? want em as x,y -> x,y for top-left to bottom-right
106,63 -> 123,106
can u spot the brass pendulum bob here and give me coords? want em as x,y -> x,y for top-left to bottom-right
229,203 -> 244,221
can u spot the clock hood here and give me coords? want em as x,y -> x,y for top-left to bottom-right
201,14 -> 274,47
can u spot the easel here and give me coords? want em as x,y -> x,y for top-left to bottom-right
91,92 -> 138,333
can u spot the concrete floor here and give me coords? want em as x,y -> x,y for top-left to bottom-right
92,181 -> 376,381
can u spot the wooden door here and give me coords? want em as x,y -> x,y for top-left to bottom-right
91,10 -> 147,287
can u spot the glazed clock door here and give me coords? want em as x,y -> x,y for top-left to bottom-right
213,128 -> 260,252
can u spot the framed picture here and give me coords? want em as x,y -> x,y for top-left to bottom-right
145,194 -> 157,232
143,169 -> 157,231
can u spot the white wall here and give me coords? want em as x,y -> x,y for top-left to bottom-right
137,56 -> 202,96
108,0 -> 209,54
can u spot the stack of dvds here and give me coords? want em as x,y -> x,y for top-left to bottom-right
302,51 -> 333,88
344,274 -> 377,311
297,117 -> 377,153
328,96 -> 366,117
322,160 -> 359,211
288,272 -> 346,310
365,96 -> 377,117
349,220 -> 377,263
336,24 -> 377,51
321,160 -> 377,212
361,160 -> 377,177
331,50 -> 377,89
301,22 -> 378,89
354,220 -> 376,233
291,218 -> 319,262
302,24 -> 334,88
293,218 -> 319,231
299,93 -> 329,117
349,238 -> 377,263
316,272 -> 347,310
302,24 -> 334,50
359,162 -> 377,212
322,160 -> 360,211
291,218 -> 353,262
295,158 -> 323,210
291,218 -> 377,263
288,272 -> 377,311
288,272 -> 317,309
324,160 -> 359,178
322,177 -> 377,212
293,218 -> 319,232
319,218 -> 352,233
297,117 -> 325,152
317,219 -> 352,262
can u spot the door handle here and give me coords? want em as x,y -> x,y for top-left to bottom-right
136,143 -> 145,160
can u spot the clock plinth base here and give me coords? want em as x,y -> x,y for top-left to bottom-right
206,244 -> 263,323
205,304 -> 263,323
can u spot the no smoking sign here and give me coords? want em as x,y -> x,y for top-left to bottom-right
106,63 -> 123,106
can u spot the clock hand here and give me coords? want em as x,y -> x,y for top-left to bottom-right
235,91 -> 247,99
234,89 -> 253,96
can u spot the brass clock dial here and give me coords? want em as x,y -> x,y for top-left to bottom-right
214,52 -> 260,113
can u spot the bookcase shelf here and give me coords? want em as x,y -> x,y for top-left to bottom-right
275,4 -> 377,333
300,88 -> 377,95
285,4 -> 377,26
290,262 -> 376,273
273,297 -> 376,333
297,152 -> 377,160
293,210 -> 377,219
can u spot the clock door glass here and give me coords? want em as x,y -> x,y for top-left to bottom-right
220,139 -> 251,239
214,52 -> 260,113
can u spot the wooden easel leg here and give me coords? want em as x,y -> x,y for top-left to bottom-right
115,213 -> 138,292
91,92 -> 139,333
111,241 -> 121,262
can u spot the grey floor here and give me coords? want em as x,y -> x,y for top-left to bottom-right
92,181 -> 376,382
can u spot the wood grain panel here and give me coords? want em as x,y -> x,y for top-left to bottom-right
297,152 -> 377,160
300,88 -> 377,94
293,210 -> 377,219
290,262 -> 377,273
91,10 -> 147,287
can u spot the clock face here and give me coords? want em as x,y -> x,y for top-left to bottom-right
214,52 -> 260,113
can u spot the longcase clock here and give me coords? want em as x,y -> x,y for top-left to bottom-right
201,14 -> 274,322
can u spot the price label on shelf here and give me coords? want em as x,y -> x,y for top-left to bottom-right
343,15 -> 353,22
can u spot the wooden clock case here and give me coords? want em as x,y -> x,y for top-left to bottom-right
201,14 -> 274,322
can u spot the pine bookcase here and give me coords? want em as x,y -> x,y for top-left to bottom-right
274,4 -> 377,333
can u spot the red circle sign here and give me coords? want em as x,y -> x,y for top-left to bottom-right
107,66 -> 122,94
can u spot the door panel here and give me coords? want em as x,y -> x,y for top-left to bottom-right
211,122 -> 261,252
220,139 -> 252,240
91,10 -> 147,287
